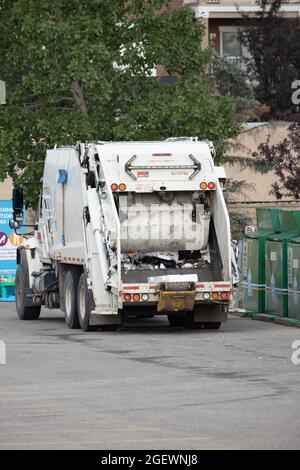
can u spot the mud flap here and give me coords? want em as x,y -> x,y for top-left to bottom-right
89,313 -> 122,326
193,304 -> 228,323
157,290 -> 196,312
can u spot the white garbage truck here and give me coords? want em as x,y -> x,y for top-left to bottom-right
10,138 -> 232,331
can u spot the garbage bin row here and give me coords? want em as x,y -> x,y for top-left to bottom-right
240,208 -> 300,318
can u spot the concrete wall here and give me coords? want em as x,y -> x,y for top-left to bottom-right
0,178 -> 13,200
224,122 -> 300,229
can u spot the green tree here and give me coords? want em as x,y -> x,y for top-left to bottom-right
208,55 -> 259,120
240,0 -> 300,117
0,0 -> 240,206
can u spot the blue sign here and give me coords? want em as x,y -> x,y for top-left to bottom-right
0,200 -> 24,301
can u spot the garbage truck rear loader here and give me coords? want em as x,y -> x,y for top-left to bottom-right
11,139 -> 232,331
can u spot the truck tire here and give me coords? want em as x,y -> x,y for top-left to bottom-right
64,270 -> 81,329
203,322 -> 221,330
186,304 -> 224,329
77,272 -> 96,332
15,265 -> 41,320
185,315 -> 222,330
168,315 -> 186,327
77,273 -> 120,332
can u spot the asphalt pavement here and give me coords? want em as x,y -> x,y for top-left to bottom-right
0,302 -> 299,450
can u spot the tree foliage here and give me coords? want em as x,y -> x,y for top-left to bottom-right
208,55 -> 259,119
240,0 -> 300,117
0,0 -> 240,206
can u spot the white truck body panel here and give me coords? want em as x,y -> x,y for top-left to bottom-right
40,147 -> 85,262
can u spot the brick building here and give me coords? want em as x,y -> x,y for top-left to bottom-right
169,1 -> 300,66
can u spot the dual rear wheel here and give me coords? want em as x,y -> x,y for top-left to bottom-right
64,270 -> 119,332
64,270 -> 94,332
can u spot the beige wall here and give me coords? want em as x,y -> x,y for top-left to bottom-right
225,122 -> 300,225
0,178 -> 35,226
0,178 -> 13,200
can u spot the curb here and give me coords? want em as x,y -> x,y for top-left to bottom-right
230,311 -> 300,328
274,317 -> 300,328
252,313 -> 277,323
230,310 -> 253,318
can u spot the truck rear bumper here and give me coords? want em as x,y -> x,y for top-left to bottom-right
120,281 -> 231,310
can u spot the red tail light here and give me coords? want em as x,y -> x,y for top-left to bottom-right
208,182 -> 216,190
111,183 -> 118,191
220,291 -> 229,301
124,294 -> 131,302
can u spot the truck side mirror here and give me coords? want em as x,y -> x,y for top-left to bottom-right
12,187 -> 24,212
11,187 -> 24,228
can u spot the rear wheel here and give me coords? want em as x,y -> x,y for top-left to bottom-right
203,322 -> 221,330
185,319 -> 222,330
77,272 -> 96,332
185,312 -> 222,330
15,265 -> 41,320
64,270 -> 81,329
168,315 -> 186,327
185,314 -> 205,329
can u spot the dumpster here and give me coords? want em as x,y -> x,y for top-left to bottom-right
240,208 -> 280,313
265,210 -> 300,317
287,235 -> 300,319
0,274 -> 15,302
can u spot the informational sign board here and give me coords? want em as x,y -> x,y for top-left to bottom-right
0,200 -> 24,301
245,225 -> 257,235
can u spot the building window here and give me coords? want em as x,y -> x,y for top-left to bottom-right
219,26 -> 249,69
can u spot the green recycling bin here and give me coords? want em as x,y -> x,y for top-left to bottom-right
241,208 -> 280,313
265,210 -> 300,317
287,235 -> 300,319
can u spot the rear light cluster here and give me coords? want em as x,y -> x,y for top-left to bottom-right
203,291 -> 229,301
123,293 -> 149,302
124,292 -> 229,302
200,182 -> 216,190
111,183 -> 126,192
112,182 -> 216,191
